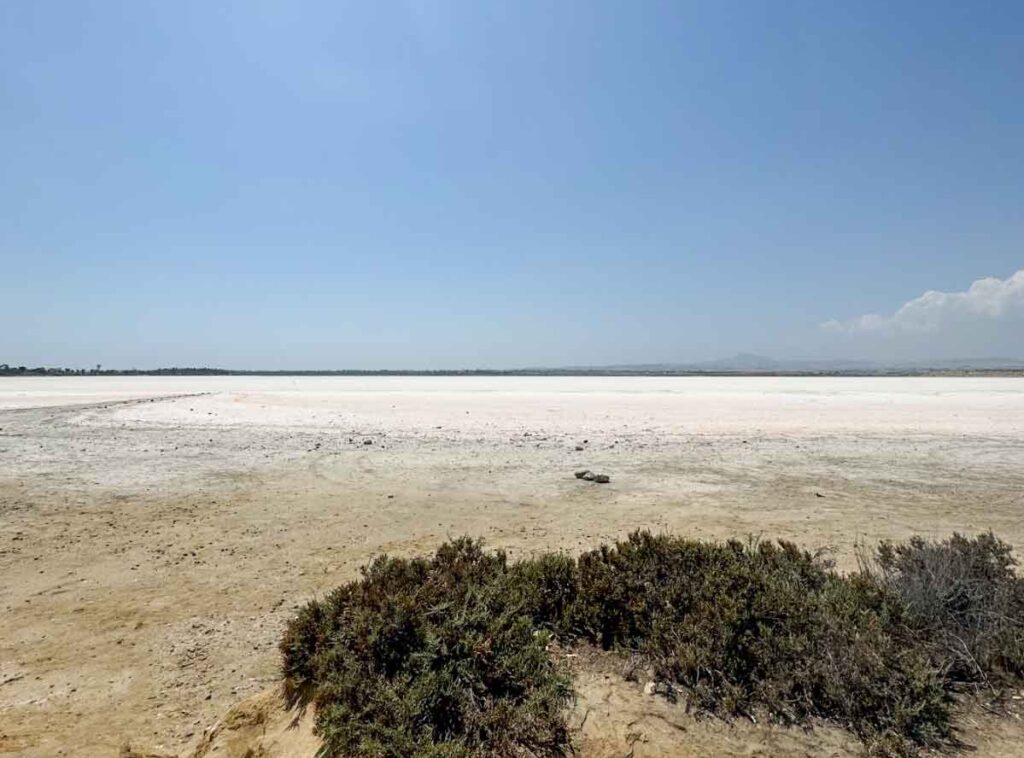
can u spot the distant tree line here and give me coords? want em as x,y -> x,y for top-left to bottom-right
0,364 -> 235,376
0,365 -> 574,376
0,364 -> 92,376
2,363 -> 1022,378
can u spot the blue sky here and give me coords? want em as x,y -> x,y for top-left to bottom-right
2,1 -> 1022,369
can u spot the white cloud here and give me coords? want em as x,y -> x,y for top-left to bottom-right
821,268 -> 1024,335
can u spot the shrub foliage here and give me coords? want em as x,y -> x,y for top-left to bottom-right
281,531 -> 1024,757
280,538 -> 573,757
871,532 -> 1024,685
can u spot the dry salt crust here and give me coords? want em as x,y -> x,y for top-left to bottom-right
2,376 -> 1024,756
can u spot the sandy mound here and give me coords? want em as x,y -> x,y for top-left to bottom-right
183,671 -> 863,758
183,664 -> 1024,758
187,689 -> 318,758
566,652 -> 863,758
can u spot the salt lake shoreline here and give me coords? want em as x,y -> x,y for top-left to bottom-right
2,376 -> 1023,755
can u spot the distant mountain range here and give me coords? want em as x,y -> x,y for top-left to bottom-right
550,354 -> 1024,373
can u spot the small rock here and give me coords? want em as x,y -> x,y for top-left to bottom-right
363,439 -> 373,445
574,445 -> 584,451
574,470 -> 591,479
643,681 -> 657,696
594,474 -> 610,484
815,492 -> 825,498
582,472 -> 597,481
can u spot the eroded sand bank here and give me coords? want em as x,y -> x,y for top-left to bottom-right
2,377 -> 1023,755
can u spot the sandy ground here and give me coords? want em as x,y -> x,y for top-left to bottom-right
2,376 -> 1024,756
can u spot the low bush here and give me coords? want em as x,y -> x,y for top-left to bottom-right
870,531 -> 1024,686
281,531 -> 1024,757
280,538 -> 573,757
564,534 -> 948,754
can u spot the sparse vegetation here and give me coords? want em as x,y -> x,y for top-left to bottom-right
868,532 -> 1024,687
282,531 -> 1024,757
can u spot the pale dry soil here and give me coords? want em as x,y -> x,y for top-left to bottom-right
1,377 -> 1024,756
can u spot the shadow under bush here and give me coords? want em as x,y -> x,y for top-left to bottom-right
281,531 -> 1023,757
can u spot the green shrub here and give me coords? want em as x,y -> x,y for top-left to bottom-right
281,531 -> 1024,757
565,534 -> 949,754
280,538 -> 573,757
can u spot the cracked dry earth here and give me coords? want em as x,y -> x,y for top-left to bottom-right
1,376 -> 1024,756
